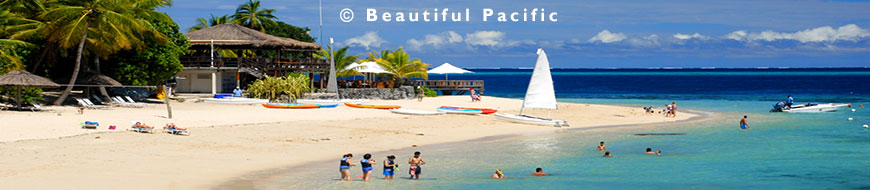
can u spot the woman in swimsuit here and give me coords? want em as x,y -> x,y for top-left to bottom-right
383,155 -> 397,180
339,154 -> 355,181
360,153 -> 377,182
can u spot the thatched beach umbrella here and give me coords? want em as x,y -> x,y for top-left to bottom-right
0,70 -> 60,110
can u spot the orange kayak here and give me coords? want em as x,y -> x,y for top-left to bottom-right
439,106 -> 498,114
344,103 -> 401,109
262,103 -> 320,109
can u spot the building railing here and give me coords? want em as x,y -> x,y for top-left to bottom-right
179,56 -> 329,73
412,80 -> 485,94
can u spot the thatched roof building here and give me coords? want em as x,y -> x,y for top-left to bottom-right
185,24 -> 321,50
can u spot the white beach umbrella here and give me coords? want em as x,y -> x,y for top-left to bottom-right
356,61 -> 387,74
428,62 -> 472,80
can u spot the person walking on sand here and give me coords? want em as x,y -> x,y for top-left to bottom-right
671,102 -> 677,117
339,154 -> 355,181
408,151 -> 426,180
470,88 -> 479,102
597,141 -> 607,151
360,154 -> 377,182
417,86 -> 425,102
740,115 -> 750,130
384,155 -> 397,180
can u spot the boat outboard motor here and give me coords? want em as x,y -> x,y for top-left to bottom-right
770,101 -> 786,112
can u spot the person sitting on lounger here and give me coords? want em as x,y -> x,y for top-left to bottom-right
164,123 -> 186,131
132,122 -> 152,129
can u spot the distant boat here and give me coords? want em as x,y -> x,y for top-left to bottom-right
494,49 -> 569,127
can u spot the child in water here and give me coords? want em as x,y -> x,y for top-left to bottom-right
603,151 -> 612,157
383,155 -> 397,180
339,154 -> 355,181
597,141 -> 606,151
360,154 -> 377,182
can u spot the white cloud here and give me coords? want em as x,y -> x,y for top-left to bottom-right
725,30 -> 748,41
406,31 -> 463,50
726,24 -> 870,43
673,33 -> 709,40
344,31 -> 387,49
627,34 -> 661,47
588,30 -> 627,43
465,31 -> 508,47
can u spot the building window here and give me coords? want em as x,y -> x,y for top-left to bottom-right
197,73 -> 210,79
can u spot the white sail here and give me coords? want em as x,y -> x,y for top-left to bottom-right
522,49 -> 558,110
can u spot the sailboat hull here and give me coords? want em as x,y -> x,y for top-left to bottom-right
494,113 -> 569,127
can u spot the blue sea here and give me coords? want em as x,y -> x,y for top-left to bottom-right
249,68 -> 870,189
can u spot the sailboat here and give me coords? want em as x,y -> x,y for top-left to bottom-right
494,48 -> 569,127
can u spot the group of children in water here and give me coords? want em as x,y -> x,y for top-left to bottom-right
340,151 -> 426,182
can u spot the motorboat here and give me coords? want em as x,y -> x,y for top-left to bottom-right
770,101 -> 850,113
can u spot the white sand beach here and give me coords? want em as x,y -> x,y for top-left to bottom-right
0,96 -> 696,189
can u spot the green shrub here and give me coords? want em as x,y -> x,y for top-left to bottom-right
1,86 -> 43,104
247,75 -> 310,102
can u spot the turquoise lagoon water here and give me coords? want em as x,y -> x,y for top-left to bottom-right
239,98 -> 870,190
238,69 -> 870,189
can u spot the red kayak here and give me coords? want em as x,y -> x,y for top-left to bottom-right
439,106 -> 497,114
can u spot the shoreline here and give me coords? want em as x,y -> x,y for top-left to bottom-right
0,96 -> 700,190
214,109 -> 715,189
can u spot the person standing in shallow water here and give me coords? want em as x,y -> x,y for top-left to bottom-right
740,115 -> 750,130
360,154 -> 377,182
383,155 -> 397,180
408,151 -> 426,179
339,154 -> 355,181
597,141 -> 606,151
671,102 -> 677,117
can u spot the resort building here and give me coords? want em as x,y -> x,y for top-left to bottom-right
177,24 -> 326,94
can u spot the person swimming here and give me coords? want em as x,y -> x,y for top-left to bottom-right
360,153 -> 377,182
531,168 -> 548,176
603,151 -> 611,157
740,115 -> 750,130
491,169 -> 504,179
383,155 -> 397,180
339,154 -> 355,181
656,150 -> 662,156
645,148 -> 655,154
597,141 -> 606,151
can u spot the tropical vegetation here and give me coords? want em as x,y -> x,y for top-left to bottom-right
247,74 -> 310,102
368,47 -> 429,83
314,46 -> 361,77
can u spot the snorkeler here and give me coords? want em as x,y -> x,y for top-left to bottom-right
597,141 -> 606,151
409,151 -> 426,180
740,115 -> 750,130
531,168 -> 549,176
360,154 -> 377,182
384,155 -> 397,180
339,154 -> 355,181
491,169 -> 504,179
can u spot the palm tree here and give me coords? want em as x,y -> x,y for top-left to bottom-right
188,14 -> 230,32
231,0 -> 277,32
314,46 -> 361,77
0,39 -> 32,72
375,47 -> 428,83
41,0 -> 168,105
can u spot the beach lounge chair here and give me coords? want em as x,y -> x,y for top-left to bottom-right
110,96 -> 144,108
122,96 -> 147,107
30,103 -> 53,112
129,121 -> 155,133
81,98 -> 112,109
162,124 -> 190,136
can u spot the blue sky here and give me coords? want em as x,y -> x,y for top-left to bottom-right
160,0 -> 870,68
